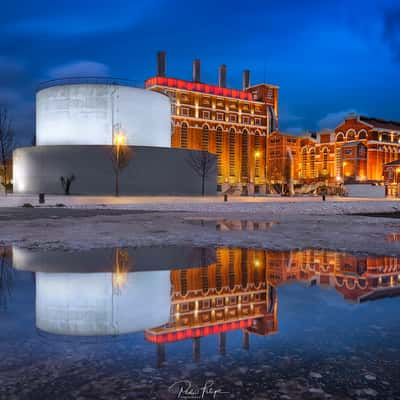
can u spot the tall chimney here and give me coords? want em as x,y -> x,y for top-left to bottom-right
242,69 -> 250,90
193,59 -> 201,83
218,64 -> 226,88
157,51 -> 166,77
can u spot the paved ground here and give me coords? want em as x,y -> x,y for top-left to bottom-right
0,194 -> 400,255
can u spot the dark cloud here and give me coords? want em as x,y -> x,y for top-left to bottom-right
383,8 -> 400,61
0,57 -> 25,86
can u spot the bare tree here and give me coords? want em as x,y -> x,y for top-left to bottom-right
0,107 -> 14,194
111,141 -> 133,196
187,151 -> 216,196
60,174 -> 75,195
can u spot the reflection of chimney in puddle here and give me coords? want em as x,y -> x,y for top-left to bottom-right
156,343 -> 165,368
242,331 -> 250,350
218,332 -> 226,355
192,337 -> 201,362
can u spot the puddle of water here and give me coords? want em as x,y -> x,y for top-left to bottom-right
185,218 -> 279,231
1,246 -> 400,399
386,233 -> 400,241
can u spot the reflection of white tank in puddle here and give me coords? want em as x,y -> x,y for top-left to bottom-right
36,271 -> 171,336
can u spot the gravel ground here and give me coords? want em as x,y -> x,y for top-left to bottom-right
0,195 -> 400,255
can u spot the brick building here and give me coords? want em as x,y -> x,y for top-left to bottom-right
268,114 -> 400,188
145,51 -> 279,194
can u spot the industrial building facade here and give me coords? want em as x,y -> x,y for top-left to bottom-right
146,52 -> 279,194
145,52 -> 400,194
267,114 -> 400,187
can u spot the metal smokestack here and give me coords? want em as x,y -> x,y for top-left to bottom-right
218,64 -> 226,88
242,69 -> 250,90
193,59 -> 201,83
157,51 -> 166,77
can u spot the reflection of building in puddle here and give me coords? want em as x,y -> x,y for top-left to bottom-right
145,248 -> 400,364
185,218 -> 278,231
11,245 -> 400,362
216,220 -> 278,232
145,249 -> 277,364
386,233 -> 400,242
36,249 -> 171,336
266,248 -> 400,302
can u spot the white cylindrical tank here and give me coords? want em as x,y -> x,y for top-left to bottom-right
36,271 -> 171,336
36,83 -> 171,147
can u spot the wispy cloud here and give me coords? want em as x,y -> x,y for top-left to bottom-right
317,109 -> 359,130
4,1 -> 162,36
48,61 -> 110,78
383,7 -> 400,62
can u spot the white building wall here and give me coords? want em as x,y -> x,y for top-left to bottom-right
36,84 -> 171,147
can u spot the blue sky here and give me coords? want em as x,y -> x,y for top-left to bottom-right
1,0 -> 399,144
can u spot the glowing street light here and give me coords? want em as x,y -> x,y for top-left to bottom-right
113,132 -> 126,146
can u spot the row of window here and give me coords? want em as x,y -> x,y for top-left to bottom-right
178,107 -> 263,125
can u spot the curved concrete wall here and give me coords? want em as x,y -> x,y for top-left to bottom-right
13,145 -> 216,196
36,84 -> 171,147
13,246 -> 216,273
36,271 -> 171,336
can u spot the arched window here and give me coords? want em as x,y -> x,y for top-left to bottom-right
241,129 -> 248,180
346,130 -> 355,141
180,123 -> 188,148
310,148 -> 316,178
336,133 -> 344,142
229,128 -> 236,177
358,130 -> 367,140
216,127 -> 223,176
201,125 -> 209,151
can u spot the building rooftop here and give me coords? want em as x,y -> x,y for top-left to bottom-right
384,159 -> 400,167
342,141 -> 365,147
145,76 -> 256,101
359,116 -> 400,131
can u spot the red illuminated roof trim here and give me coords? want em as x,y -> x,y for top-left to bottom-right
145,318 -> 254,344
145,76 -> 255,101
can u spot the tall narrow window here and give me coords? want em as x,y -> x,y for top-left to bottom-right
180,270 -> 188,296
310,148 -> 316,178
301,148 -> 307,178
255,132 -> 261,177
241,130 -> 248,180
241,249 -> 248,289
323,148 -> 328,171
216,253 -> 222,291
336,148 -> 342,178
201,267 -> 209,293
228,250 -> 235,290
181,123 -> 188,148
201,125 -> 209,151
229,128 -> 236,177
216,127 -> 223,176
